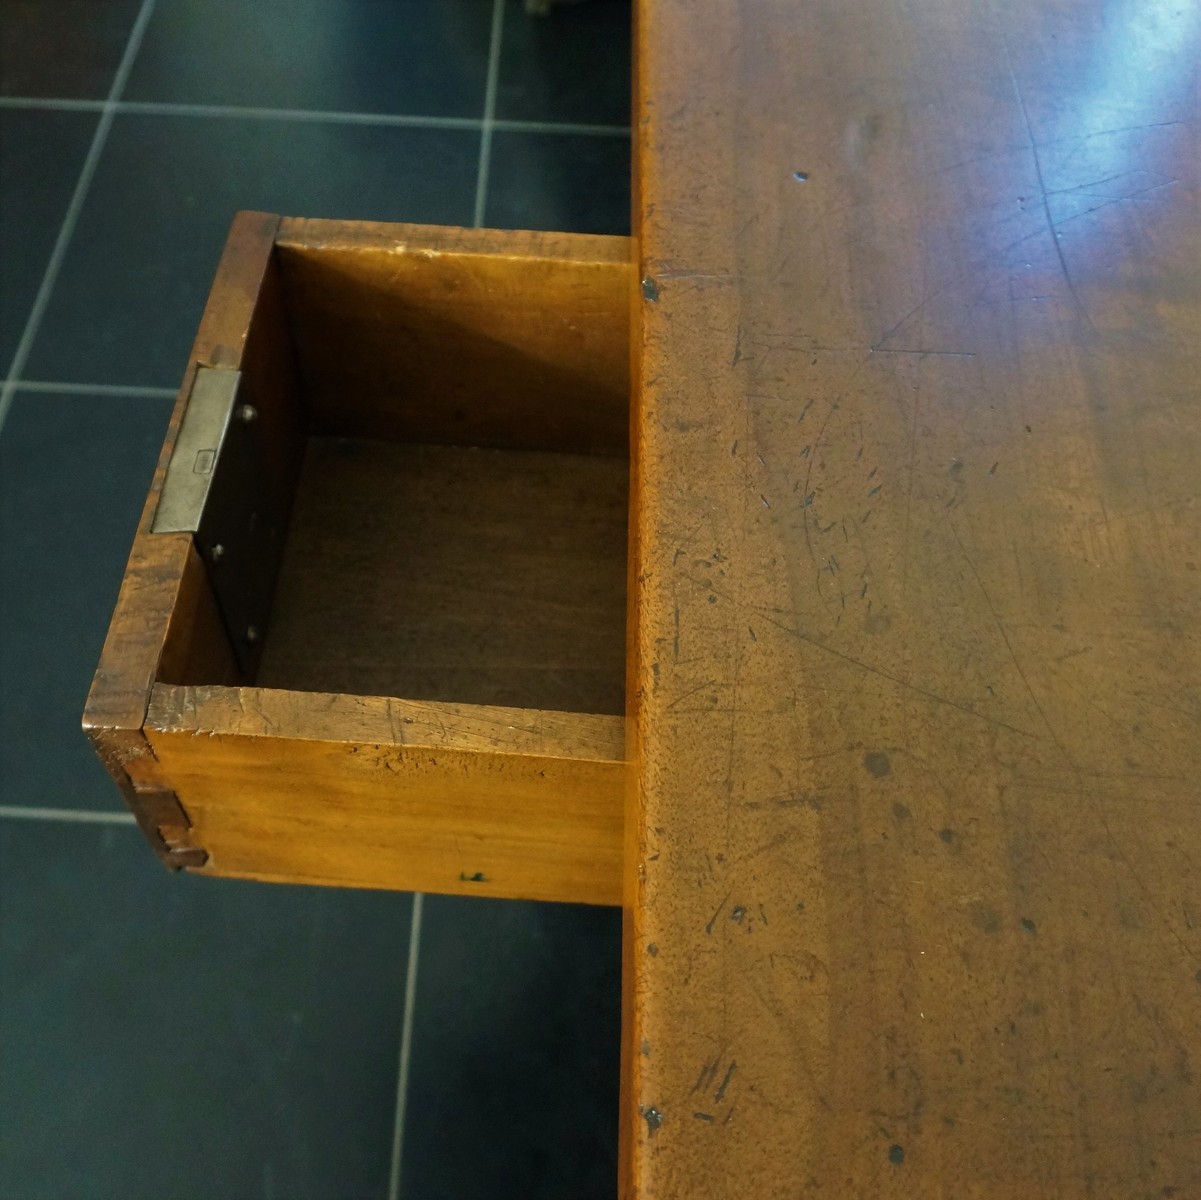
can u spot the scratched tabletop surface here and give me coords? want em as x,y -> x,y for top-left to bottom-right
626,0 -> 1200,1194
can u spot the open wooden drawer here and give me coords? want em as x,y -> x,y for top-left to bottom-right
85,212 -> 632,906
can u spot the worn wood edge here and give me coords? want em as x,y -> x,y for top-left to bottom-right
84,724 -> 207,870
82,535 -> 210,869
85,211 -> 281,731
147,683 -> 626,764
277,216 -> 632,265
144,718 -> 626,904
146,683 -> 625,901
181,862 -> 625,905
83,211 -> 281,865
622,4 -> 653,1190
184,783 -> 629,903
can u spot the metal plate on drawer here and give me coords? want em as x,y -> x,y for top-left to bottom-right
153,367 -> 241,534
153,366 -> 283,674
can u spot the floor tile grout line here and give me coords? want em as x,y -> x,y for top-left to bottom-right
0,95 -> 631,137
0,96 -> 105,112
497,118 -> 630,137
473,0 -> 509,230
0,806 -> 137,825
2,379 -> 179,399
0,0 -> 159,440
387,891 -> 425,1200
391,8 -> 504,1195
119,99 -> 480,130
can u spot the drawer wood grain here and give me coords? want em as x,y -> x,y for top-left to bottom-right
85,212 -> 633,905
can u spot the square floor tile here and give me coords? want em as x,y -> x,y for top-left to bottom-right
26,114 -> 478,388
0,1 -> 141,98
0,109 -> 96,368
0,392 -> 171,811
497,0 -> 631,128
401,895 -> 621,1200
486,129 -> 630,236
0,820 -> 411,1200
125,0 -> 493,117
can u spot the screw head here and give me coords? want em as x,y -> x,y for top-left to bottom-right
245,625 -> 260,644
237,403 -> 258,424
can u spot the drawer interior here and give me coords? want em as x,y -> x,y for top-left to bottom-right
159,222 -> 631,718
88,216 -> 631,902
257,438 -> 627,714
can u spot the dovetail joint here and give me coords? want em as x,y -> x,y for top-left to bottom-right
132,787 -> 209,870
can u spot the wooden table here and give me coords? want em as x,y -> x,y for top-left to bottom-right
625,0 -> 1200,1194
82,2 -> 1199,1193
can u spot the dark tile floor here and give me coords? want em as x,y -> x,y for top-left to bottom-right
0,1 -> 630,1197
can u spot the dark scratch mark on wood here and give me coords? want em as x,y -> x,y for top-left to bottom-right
705,889 -> 734,935
1002,49 -> 1096,333
692,1055 -> 722,1094
871,347 -> 976,358
945,517 -> 1199,967
752,609 -> 1037,736
666,678 -> 718,710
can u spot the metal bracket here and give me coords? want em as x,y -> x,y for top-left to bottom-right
153,368 -> 242,533
153,366 -> 283,674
